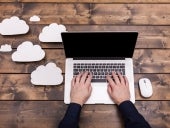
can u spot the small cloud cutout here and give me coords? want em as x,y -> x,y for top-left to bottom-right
0,44 -> 12,52
39,23 -> 67,42
12,41 -> 45,62
31,62 -> 63,85
0,16 -> 29,35
29,15 -> 40,22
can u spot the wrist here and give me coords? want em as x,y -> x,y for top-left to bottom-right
70,102 -> 82,107
118,100 -> 131,106
71,99 -> 84,107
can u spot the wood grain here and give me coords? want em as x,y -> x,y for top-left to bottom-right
90,4 -> 170,25
134,74 -> 170,100
0,74 -> 170,100
1,49 -> 170,73
16,0 -> 170,3
1,3 -> 170,25
0,101 -> 67,128
0,101 -> 169,128
133,49 -> 170,73
81,101 -> 170,128
0,0 -> 17,2
0,1 -> 170,128
0,74 -> 64,100
1,25 -> 170,49
0,49 -> 64,73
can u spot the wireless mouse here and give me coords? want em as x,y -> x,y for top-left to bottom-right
139,78 -> 153,98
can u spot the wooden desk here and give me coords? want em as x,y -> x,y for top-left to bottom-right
0,1 -> 170,128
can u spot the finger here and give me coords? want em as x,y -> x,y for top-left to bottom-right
75,72 -> 83,83
106,75 -> 115,87
107,84 -> 112,96
80,71 -> 89,84
124,76 -> 129,87
71,76 -> 76,86
112,71 -> 120,85
117,72 -> 124,84
85,72 -> 92,86
88,85 -> 92,94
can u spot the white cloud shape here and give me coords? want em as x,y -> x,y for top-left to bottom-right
12,41 -> 45,62
29,15 -> 40,22
39,23 -> 67,42
31,62 -> 63,85
0,44 -> 12,52
0,16 -> 29,35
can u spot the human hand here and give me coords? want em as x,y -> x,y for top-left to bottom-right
70,71 -> 92,106
106,72 -> 130,105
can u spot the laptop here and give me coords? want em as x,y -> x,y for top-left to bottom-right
62,31 -> 138,104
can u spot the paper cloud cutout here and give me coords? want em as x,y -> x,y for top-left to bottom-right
12,41 -> 45,62
29,15 -> 40,22
0,16 -> 29,35
31,62 -> 63,85
39,23 -> 67,42
0,44 -> 12,52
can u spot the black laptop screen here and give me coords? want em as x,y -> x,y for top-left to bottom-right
61,32 -> 138,58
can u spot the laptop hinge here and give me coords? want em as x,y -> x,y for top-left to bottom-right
73,57 -> 125,60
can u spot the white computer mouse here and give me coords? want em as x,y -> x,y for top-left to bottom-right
139,78 -> 153,98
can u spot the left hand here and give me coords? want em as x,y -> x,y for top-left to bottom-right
70,71 -> 92,106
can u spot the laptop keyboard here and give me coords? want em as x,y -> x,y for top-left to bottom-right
73,63 -> 125,82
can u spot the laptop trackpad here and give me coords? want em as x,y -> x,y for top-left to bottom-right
86,83 -> 114,104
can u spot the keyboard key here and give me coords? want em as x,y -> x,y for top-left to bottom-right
91,79 -> 106,82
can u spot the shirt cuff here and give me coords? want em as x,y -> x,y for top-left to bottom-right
65,103 -> 82,120
58,103 -> 82,128
118,100 -> 139,116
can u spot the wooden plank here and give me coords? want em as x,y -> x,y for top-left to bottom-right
1,49 -> 170,73
0,101 -> 169,128
17,0 -> 170,3
1,25 -> 170,49
0,74 -> 64,100
0,0 -> 169,3
0,49 -> 65,73
134,74 -> 170,100
0,74 -> 170,100
133,49 -> 170,73
0,101 -> 67,128
0,52 -> 46,73
81,101 -> 170,128
0,0 -> 17,2
0,3 -> 22,20
90,4 -> 170,25
46,49 -> 170,73
0,2 -> 169,128
0,24 -> 64,49
134,101 -> 170,128
1,3 -> 170,25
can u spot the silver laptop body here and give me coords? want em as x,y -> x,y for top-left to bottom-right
62,32 -> 138,104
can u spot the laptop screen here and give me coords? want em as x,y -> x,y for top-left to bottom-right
61,32 -> 138,58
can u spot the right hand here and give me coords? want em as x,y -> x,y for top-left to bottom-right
106,72 -> 130,105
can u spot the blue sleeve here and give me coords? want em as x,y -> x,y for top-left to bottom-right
58,103 -> 81,128
118,101 -> 152,128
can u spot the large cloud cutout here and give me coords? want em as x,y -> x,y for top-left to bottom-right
0,16 -> 29,35
12,41 -> 45,62
31,62 -> 63,85
39,23 -> 67,42
0,44 -> 12,52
